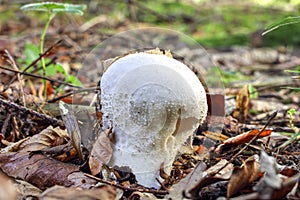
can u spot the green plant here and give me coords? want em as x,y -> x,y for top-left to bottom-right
263,16 -> 300,35
248,84 -> 258,99
264,16 -> 300,90
20,42 -> 82,87
21,2 -> 86,98
278,108 -> 299,149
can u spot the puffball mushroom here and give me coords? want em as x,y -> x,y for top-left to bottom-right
100,51 -> 207,188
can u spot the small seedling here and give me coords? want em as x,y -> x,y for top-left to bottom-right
248,84 -> 258,99
278,108 -> 299,149
21,2 -> 86,98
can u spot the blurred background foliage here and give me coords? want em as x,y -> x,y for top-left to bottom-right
1,0 -> 300,48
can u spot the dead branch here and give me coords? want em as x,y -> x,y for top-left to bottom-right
0,66 -> 82,89
84,173 -> 169,196
0,98 -> 63,128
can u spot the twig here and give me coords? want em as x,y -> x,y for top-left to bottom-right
1,50 -> 26,106
1,113 -> 12,135
0,66 -> 82,89
84,173 -> 169,195
2,40 -> 63,92
0,98 -> 63,127
47,87 -> 98,103
213,110 -> 277,176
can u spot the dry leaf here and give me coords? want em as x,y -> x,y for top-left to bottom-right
233,85 -> 250,123
254,151 -> 300,199
216,129 -> 272,151
188,159 -> 233,199
0,151 -> 96,190
227,155 -> 261,197
0,172 -> 18,200
18,126 -> 69,152
129,191 -> 158,200
253,151 -> 282,199
203,131 -> 229,142
89,128 -> 113,175
272,174 -> 300,199
14,179 -> 42,199
166,161 -> 207,199
40,185 -> 116,200
59,101 -> 84,160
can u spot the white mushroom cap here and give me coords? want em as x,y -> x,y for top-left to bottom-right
100,52 -> 207,188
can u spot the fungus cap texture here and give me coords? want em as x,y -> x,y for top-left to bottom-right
100,52 -> 207,188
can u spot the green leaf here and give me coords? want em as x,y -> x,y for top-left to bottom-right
21,2 -> 86,15
285,69 -> 300,73
263,16 -> 300,35
248,84 -> 258,99
24,43 -> 39,63
278,131 -> 300,149
288,108 -> 296,116
66,75 -> 83,87
45,63 -> 83,86
45,63 -> 63,76
283,87 -> 300,91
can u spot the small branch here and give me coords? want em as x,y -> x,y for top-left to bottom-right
1,50 -> 26,106
47,87 -> 97,103
0,66 -> 82,89
0,98 -> 63,128
2,40 -> 63,92
84,173 -> 169,195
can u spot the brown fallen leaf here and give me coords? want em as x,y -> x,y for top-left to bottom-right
166,161 -> 207,199
0,151 -> 96,190
272,173 -> 300,199
233,85 -> 250,123
227,155 -> 261,197
216,129 -> 272,152
203,131 -> 229,142
128,191 -> 158,200
254,151 -> 298,199
187,159 -> 233,199
14,179 -> 42,199
40,185 -> 117,200
59,101 -> 84,160
18,126 -> 69,152
89,128 -> 113,176
0,172 -> 18,200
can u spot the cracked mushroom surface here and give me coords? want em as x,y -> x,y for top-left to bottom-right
100,51 -> 207,188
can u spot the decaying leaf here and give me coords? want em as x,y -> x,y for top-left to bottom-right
253,151 -> 299,199
233,85 -> 250,123
187,159 -> 233,199
0,172 -> 18,200
203,131 -> 229,142
272,173 -> 300,199
89,128 -> 113,175
40,185 -> 116,200
128,191 -> 158,200
216,129 -> 272,152
0,151 -> 96,190
14,179 -> 42,199
166,161 -> 207,199
227,155 -> 261,197
18,126 -> 69,152
59,101 -> 84,160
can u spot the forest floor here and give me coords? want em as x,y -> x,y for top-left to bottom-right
0,1 -> 299,199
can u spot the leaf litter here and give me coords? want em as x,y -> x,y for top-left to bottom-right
0,2 -> 299,199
